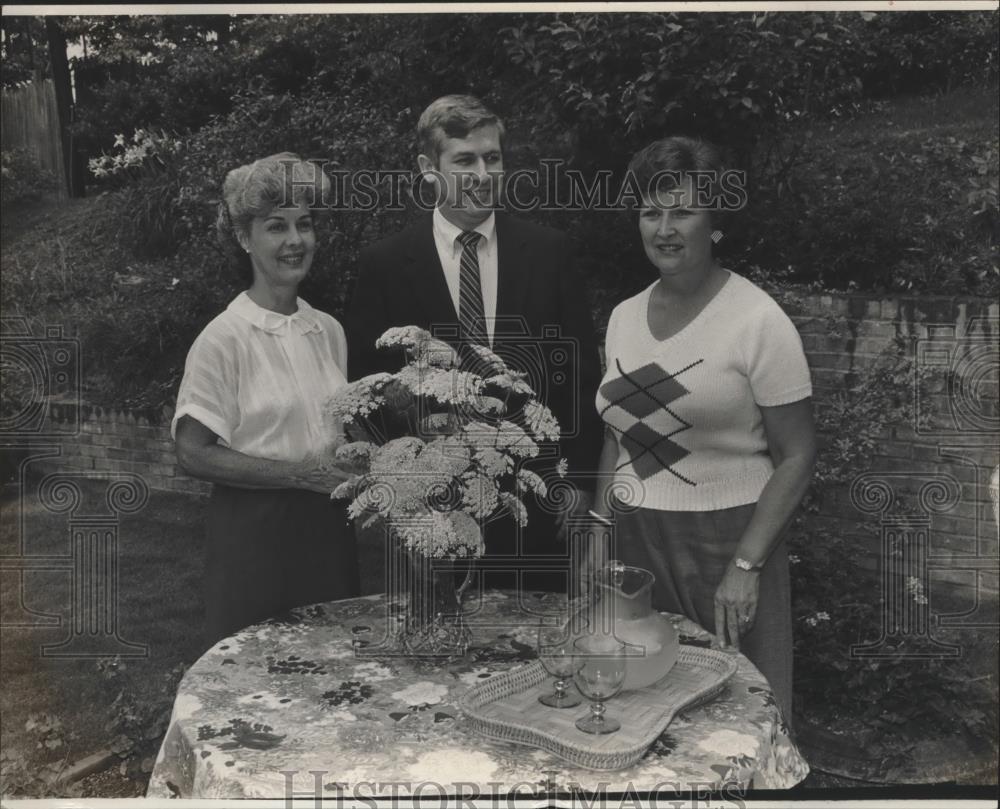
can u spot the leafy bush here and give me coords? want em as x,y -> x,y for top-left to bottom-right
88,129 -> 189,258
1,148 -> 58,207
70,11 -> 998,168
0,713 -> 76,797
788,335 -> 998,760
850,11 -> 999,97
67,14 -> 237,162
23,13 -> 997,410
740,119 -> 999,295
71,69 -> 165,165
504,13 -> 863,164
96,657 -> 188,781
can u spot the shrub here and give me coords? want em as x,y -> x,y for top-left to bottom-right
47,13 -> 1000,410
1,148 -> 58,208
503,12 -> 863,164
850,11 -> 999,97
72,250 -> 233,409
788,336 -> 999,760
96,657 -> 188,781
741,122 -> 999,295
88,129 -> 188,258
0,713 -> 75,797
71,68 -> 164,165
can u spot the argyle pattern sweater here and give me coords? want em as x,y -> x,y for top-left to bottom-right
595,272 -> 812,512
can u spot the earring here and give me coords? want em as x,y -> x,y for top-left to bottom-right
710,230 -> 724,244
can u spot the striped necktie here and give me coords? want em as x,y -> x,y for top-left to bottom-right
456,230 -> 487,346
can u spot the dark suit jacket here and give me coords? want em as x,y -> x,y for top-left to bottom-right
345,212 -> 604,492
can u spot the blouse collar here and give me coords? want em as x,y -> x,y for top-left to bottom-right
228,292 -> 323,336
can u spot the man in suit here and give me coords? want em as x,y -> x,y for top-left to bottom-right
346,94 -> 604,592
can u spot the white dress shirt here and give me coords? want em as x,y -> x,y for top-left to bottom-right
431,207 -> 498,346
171,292 -> 348,462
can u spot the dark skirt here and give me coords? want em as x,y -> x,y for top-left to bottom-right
615,503 -> 794,727
204,485 -> 360,647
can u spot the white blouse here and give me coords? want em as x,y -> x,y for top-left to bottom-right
171,292 -> 348,463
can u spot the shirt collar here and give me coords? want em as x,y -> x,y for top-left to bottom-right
228,292 -> 323,335
433,207 -> 496,257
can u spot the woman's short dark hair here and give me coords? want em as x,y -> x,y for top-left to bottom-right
216,152 -> 332,286
626,137 -> 734,230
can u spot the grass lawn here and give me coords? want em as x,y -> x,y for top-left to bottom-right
0,471 -> 388,798
0,477 -> 206,797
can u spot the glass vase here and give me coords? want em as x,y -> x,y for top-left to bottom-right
398,546 -> 474,658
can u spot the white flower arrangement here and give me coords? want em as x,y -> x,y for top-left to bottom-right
326,327 -> 566,558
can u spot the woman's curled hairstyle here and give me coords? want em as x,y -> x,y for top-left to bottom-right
626,136 -> 737,233
216,152 -> 332,285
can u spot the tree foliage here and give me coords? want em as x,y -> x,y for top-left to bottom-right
1,16 -> 50,87
4,11 -> 996,408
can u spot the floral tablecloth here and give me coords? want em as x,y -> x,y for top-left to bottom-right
147,591 -> 808,799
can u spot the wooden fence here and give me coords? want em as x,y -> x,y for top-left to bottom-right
1,79 -> 67,197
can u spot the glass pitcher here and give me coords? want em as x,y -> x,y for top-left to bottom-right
570,561 -> 679,690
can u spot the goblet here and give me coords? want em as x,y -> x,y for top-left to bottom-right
536,623 -> 582,708
572,636 -> 626,734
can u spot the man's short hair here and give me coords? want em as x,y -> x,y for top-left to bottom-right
417,95 -> 506,163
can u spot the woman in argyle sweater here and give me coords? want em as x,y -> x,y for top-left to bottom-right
589,137 -> 816,728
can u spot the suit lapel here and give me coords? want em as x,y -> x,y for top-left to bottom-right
402,216 -> 459,327
399,213 -> 532,338
495,213 -> 530,330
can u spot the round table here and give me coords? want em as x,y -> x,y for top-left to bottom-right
147,591 -> 808,799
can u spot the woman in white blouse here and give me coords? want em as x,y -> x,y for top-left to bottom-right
173,153 -> 357,646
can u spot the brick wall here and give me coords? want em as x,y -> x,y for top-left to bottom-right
25,289 -> 1000,590
779,290 -> 999,594
35,404 -> 210,496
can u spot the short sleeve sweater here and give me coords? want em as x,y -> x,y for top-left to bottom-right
595,272 -> 812,512
171,292 -> 349,463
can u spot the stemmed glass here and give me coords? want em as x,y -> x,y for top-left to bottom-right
536,623 -> 582,708
572,636 -> 626,734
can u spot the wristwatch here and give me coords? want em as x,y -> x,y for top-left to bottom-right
733,557 -> 763,572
